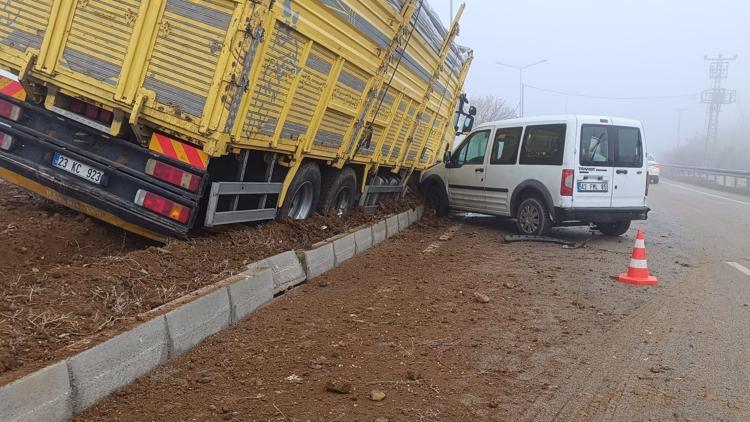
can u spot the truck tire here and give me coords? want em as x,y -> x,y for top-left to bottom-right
424,182 -> 449,217
596,221 -> 631,237
279,162 -> 321,220
318,167 -> 357,216
515,197 -> 552,236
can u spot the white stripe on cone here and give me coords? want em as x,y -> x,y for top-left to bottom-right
629,259 -> 649,269
635,239 -> 645,248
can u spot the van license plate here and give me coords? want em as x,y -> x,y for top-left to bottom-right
52,152 -> 104,185
577,182 -> 608,192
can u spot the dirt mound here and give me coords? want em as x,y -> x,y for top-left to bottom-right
0,179 -> 422,384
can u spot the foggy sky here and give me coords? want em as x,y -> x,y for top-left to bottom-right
431,0 -> 749,158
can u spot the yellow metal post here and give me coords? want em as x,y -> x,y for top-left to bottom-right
394,3 -> 465,172
115,0 -> 166,105
201,3 -> 247,134
271,40 -> 314,148
35,0 -> 77,75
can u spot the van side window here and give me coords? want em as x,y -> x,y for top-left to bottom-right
615,127 -> 643,167
580,125 -> 611,166
490,127 -> 522,165
519,124 -> 567,165
454,130 -> 490,166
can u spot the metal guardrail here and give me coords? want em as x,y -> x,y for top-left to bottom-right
661,164 -> 750,190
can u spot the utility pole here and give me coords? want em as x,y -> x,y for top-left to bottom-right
701,54 -> 737,165
675,108 -> 687,148
496,59 -> 547,117
450,0 -> 453,23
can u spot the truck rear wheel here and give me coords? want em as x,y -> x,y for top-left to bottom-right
279,162 -> 321,220
319,167 -> 357,216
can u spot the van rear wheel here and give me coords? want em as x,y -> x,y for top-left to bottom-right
515,197 -> 552,236
596,221 -> 631,237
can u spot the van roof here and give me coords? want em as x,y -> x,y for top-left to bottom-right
476,115 -> 643,130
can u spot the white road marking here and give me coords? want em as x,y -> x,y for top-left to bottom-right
662,182 -> 750,207
423,224 -> 463,254
726,262 -> 750,278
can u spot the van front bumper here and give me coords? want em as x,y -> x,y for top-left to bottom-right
555,207 -> 650,224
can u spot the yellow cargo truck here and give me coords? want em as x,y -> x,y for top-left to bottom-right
0,0 -> 473,241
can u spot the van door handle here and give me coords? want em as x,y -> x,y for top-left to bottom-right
616,169 -> 628,175
475,168 -> 484,173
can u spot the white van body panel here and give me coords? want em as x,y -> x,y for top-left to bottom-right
421,114 -> 649,226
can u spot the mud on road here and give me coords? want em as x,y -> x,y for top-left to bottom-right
0,179 -> 420,384
76,212 -> 694,421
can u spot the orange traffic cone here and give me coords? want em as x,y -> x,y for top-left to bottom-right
618,230 -> 658,286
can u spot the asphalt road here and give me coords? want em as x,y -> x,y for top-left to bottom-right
529,179 -> 750,421
77,178 -> 750,421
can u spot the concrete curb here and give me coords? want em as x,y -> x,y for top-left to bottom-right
299,242 -> 335,279
227,267 -> 274,323
354,226 -> 373,253
246,250 -> 306,294
165,287 -> 231,357
0,206 -> 425,421
332,233 -> 356,265
397,211 -> 410,231
386,215 -> 399,238
0,361 -> 71,422
67,316 -> 169,413
371,220 -> 387,245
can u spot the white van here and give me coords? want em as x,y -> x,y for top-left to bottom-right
420,115 -> 650,236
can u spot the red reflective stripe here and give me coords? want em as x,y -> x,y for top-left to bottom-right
156,134 -> 179,159
182,143 -> 206,170
631,248 -> 647,260
1,82 -> 23,97
627,267 -> 650,278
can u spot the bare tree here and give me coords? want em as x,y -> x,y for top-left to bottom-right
470,95 -> 517,126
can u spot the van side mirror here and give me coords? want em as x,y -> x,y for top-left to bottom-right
462,116 -> 475,133
443,149 -> 452,165
468,106 -> 477,116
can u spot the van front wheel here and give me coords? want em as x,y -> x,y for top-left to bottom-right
515,197 -> 552,236
424,182 -> 449,217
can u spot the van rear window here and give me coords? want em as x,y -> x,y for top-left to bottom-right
614,127 -> 643,167
519,124 -> 566,165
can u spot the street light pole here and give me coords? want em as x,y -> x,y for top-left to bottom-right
497,59 -> 548,117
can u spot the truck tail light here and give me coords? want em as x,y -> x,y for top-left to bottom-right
645,172 -> 650,196
68,98 -> 113,124
0,99 -> 22,121
145,159 -> 202,192
560,169 -> 574,196
0,132 -> 14,150
134,190 -> 191,224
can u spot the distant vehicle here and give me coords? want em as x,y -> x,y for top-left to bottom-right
421,115 -> 651,236
647,154 -> 660,184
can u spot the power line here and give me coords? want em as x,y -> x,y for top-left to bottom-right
524,84 -> 701,101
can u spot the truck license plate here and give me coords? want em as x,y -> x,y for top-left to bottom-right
577,181 -> 608,192
52,152 -> 104,185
